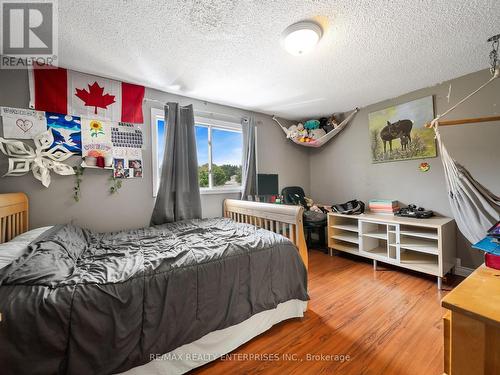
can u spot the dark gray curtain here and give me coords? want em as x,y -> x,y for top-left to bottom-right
241,116 -> 257,200
151,103 -> 201,225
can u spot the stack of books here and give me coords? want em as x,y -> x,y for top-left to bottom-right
368,199 -> 399,215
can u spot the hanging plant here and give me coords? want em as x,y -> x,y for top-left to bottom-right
109,174 -> 122,195
73,166 -> 84,202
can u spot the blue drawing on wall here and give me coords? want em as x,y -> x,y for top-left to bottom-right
46,112 -> 82,154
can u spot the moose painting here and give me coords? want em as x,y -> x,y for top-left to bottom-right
369,96 -> 436,163
380,119 -> 413,153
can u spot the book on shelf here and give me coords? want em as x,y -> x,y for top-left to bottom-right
369,206 -> 400,215
369,199 -> 398,204
369,199 -> 399,208
369,204 -> 399,209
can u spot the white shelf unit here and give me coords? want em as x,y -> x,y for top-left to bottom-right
328,215 -> 360,256
328,213 -> 456,289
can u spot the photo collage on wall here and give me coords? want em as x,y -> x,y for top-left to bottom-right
0,67 -> 147,186
0,106 -> 144,179
111,122 -> 144,179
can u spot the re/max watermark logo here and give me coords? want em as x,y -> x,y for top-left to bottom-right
0,0 -> 58,69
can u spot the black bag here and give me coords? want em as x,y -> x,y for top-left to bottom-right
332,200 -> 365,215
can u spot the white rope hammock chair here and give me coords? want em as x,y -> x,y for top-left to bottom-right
430,67 -> 500,244
272,108 -> 359,148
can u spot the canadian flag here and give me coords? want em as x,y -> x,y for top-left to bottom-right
28,66 -> 145,123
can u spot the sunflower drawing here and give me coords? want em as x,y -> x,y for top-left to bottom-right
90,120 -> 105,137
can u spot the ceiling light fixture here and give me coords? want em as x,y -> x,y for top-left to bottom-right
281,21 -> 323,56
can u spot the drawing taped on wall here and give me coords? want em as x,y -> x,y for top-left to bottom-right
369,96 -> 437,163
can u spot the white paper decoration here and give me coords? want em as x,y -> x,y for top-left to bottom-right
0,130 -> 75,187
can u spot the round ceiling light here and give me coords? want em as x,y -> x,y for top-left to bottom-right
281,21 -> 323,56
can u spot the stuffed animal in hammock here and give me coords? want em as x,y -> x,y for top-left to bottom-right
286,124 -> 299,139
322,113 -> 346,133
304,120 -> 320,130
325,114 -> 339,131
308,128 -> 326,140
296,123 -> 310,142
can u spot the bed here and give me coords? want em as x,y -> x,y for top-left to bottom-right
0,194 -> 308,375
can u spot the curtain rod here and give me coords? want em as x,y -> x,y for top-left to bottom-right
143,97 -> 246,121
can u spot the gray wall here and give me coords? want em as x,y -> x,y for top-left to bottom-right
309,69 -> 500,269
1,67 -> 498,268
0,69 -> 309,232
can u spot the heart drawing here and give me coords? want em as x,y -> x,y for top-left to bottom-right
16,118 -> 34,133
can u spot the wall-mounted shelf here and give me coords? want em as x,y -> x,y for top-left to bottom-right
328,212 -> 456,289
81,161 -> 113,170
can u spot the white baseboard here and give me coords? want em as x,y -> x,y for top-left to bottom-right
453,265 -> 474,277
453,258 -> 474,277
454,266 -> 474,277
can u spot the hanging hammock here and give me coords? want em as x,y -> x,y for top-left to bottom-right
430,67 -> 500,244
272,108 -> 359,148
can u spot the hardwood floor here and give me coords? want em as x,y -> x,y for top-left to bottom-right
192,250 -> 462,375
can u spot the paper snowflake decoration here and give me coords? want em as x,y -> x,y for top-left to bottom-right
0,130 -> 75,187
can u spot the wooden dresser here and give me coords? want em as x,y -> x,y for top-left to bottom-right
442,264 -> 500,375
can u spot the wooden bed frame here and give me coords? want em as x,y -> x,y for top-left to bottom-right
224,199 -> 308,269
0,194 -> 308,270
0,193 -> 29,244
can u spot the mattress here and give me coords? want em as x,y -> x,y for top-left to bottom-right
0,218 -> 308,375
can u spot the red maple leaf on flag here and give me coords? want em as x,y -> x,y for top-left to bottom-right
75,82 -> 116,114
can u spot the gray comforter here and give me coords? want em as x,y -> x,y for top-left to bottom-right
0,218 -> 308,375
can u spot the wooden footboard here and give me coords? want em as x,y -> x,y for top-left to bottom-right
223,199 -> 308,270
0,193 -> 29,244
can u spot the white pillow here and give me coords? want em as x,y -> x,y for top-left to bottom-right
0,242 -> 29,270
10,226 -> 53,243
0,226 -> 53,270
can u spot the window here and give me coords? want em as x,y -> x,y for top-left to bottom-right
151,108 -> 243,196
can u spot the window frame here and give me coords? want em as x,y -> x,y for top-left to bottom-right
151,108 -> 243,197
151,108 -> 165,197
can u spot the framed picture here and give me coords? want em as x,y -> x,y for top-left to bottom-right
369,96 -> 436,163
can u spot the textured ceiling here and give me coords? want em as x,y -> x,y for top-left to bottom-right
58,0 -> 500,120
